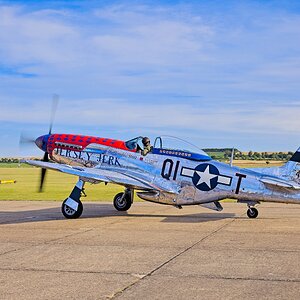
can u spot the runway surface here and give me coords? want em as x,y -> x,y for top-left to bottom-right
0,201 -> 299,299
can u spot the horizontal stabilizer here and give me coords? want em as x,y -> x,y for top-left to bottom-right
260,176 -> 300,189
200,201 -> 223,211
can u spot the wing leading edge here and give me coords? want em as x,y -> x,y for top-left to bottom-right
23,160 -> 178,193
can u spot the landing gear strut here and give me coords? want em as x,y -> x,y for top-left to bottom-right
113,188 -> 133,211
61,179 -> 85,219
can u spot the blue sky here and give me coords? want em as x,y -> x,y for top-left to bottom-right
1,0 -> 300,157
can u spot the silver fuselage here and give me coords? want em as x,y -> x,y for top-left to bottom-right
51,144 -> 300,206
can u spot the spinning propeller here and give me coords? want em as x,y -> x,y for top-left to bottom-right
39,94 -> 59,191
20,95 -> 59,192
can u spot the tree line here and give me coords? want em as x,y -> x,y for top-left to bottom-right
234,151 -> 294,161
0,158 -> 20,163
204,149 -> 294,161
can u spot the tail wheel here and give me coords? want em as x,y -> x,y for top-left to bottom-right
62,199 -> 83,219
113,192 -> 132,211
247,207 -> 258,219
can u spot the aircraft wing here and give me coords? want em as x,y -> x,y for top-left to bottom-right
260,176 -> 300,189
23,160 -> 178,193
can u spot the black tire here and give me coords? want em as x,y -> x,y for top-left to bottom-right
247,207 -> 258,219
113,192 -> 132,211
61,199 -> 83,219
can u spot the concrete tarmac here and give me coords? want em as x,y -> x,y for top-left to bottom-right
0,201 -> 299,299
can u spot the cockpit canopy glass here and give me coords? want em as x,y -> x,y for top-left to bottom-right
125,135 -> 210,157
153,135 -> 209,156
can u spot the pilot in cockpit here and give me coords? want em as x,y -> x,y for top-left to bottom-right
141,137 -> 153,156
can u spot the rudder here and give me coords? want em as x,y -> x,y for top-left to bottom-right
289,147 -> 300,163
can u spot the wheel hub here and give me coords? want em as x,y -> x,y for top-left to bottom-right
117,196 -> 126,208
64,205 -> 75,216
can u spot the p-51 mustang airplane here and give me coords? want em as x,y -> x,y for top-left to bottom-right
23,132 -> 300,219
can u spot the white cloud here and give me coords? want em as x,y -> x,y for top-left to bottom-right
1,2 -> 300,154
1,97 -> 300,138
0,6 -> 79,65
0,4 -> 214,74
1,2 -> 299,97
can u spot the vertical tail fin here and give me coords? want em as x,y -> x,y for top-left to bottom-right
249,147 -> 300,184
289,147 -> 300,163
281,147 -> 300,182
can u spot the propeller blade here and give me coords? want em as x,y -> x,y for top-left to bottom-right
39,152 -> 49,192
42,151 -> 49,162
39,167 -> 47,192
19,133 -> 36,146
49,94 -> 59,135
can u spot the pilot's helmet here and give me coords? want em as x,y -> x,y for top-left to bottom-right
142,137 -> 150,146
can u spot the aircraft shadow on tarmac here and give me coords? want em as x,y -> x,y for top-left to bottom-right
0,203 -> 235,225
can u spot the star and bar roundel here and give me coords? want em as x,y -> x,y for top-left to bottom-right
181,163 -> 232,191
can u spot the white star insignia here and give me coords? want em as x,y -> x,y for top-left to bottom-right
195,165 -> 218,189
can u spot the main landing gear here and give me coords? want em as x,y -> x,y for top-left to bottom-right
61,181 -> 134,219
61,179 -> 85,219
113,188 -> 133,211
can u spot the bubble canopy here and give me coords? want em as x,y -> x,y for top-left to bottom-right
153,135 -> 210,157
125,135 -> 211,160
